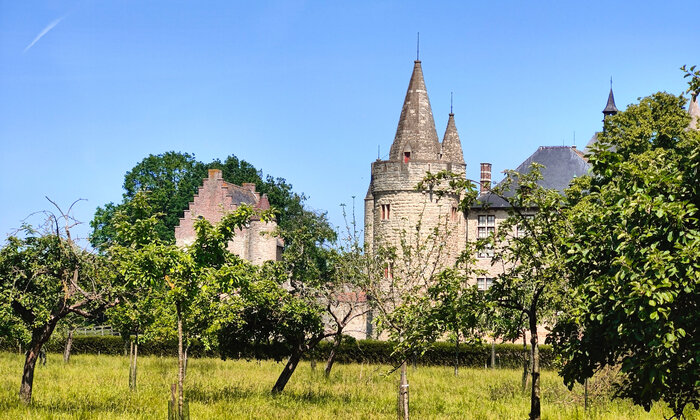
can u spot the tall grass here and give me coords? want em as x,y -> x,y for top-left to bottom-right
0,352 -> 694,419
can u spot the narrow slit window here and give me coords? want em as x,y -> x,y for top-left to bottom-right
403,152 -> 411,163
381,204 -> 391,220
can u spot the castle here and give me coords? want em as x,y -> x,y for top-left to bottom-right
362,58 -> 699,341
363,59 -> 593,290
174,58 -> 698,340
174,168 -> 283,265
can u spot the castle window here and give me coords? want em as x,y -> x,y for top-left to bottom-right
403,152 -> 411,163
381,204 -> 391,220
451,207 -> 458,222
477,215 -> 495,258
477,277 -> 494,291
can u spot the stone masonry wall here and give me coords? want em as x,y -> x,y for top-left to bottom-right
366,159 -> 467,267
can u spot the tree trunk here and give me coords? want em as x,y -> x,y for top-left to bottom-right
454,336 -> 459,376
397,361 -> 409,420
183,343 -> 189,379
176,303 -> 185,419
324,334 -> 342,378
272,346 -> 303,394
529,316 -> 541,420
521,331 -> 529,392
20,322 -> 57,404
491,340 -> 496,369
63,328 -> 75,363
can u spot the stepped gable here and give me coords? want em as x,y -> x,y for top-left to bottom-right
440,113 -> 465,164
477,146 -> 591,208
388,60 -> 441,162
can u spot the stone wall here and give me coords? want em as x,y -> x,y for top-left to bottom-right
365,159 -> 467,267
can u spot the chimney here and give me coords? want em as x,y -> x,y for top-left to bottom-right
242,183 -> 256,193
208,169 -> 223,180
480,163 -> 492,194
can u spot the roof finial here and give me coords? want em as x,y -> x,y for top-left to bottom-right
416,32 -> 420,61
450,91 -> 453,114
610,76 -> 613,89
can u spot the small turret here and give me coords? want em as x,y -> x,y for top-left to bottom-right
603,79 -> 619,121
440,113 -> 465,164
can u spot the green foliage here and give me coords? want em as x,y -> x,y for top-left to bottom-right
554,84 -> 700,416
0,225 -> 118,336
478,164 -> 573,338
217,272 -> 324,361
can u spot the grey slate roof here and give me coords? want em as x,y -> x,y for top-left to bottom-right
475,146 -> 591,208
226,183 -> 258,206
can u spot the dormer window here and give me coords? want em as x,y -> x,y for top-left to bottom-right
403,152 -> 411,163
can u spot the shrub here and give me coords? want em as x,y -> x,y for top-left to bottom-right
1,336 -> 554,369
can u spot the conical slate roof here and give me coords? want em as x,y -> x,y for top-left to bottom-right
388,60 -> 441,161
689,94 -> 699,130
440,113 -> 464,164
603,87 -> 619,115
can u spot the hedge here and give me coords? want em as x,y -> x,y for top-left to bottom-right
308,340 -> 555,370
2,336 -> 554,369
0,336 -> 215,358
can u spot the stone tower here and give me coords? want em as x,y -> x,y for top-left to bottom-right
364,60 -> 467,265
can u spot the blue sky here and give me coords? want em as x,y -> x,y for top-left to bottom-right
1,1 -> 697,244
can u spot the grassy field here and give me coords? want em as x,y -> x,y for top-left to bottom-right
0,352 -> 694,419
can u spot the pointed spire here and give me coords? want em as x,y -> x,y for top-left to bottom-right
388,60 -> 441,161
441,112 -> 464,164
603,78 -> 619,118
689,93 -> 699,130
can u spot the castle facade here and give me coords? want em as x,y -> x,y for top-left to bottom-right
175,168 -> 283,265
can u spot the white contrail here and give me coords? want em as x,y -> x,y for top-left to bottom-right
24,16 -> 66,53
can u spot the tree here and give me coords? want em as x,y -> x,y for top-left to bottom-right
109,192 -> 266,418
216,261 -> 325,393
481,166 -> 572,420
216,206 -> 372,390
552,78 -> 700,418
0,199 -> 122,404
424,166 -> 571,420
321,202 -> 372,378
91,152 -> 208,247
267,209 -> 337,393
365,201 -> 480,420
